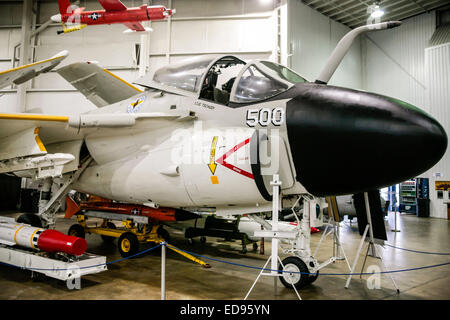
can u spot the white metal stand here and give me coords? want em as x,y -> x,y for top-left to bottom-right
161,242 -> 166,300
0,244 -> 106,281
345,192 -> 400,293
390,189 -> 400,232
244,174 -> 302,300
391,209 -> 401,232
313,214 -> 351,272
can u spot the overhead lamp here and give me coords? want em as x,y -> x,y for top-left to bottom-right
370,4 -> 384,18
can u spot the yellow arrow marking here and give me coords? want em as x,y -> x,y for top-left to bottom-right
208,136 -> 218,175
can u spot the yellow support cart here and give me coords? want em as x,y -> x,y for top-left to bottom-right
68,212 -> 210,268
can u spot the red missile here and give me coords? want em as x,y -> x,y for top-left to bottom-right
38,229 -> 87,256
52,0 -> 174,33
0,220 -> 87,256
65,196 -> 199,222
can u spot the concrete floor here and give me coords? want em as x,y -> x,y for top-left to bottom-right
0,211 -> 449,300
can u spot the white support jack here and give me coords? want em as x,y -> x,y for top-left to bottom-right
245,175 -> 330,299
345,192 -> 400,293
245,174 -> 302,300
313,213 -> 351,272
313,196 -> 351,270
391,209 -> 401,233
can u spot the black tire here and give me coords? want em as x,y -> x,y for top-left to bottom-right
101,222 -> 116,243
200,236 -> 207,244
17,213 -> 42,228
307,271 -> 319,284
279,256 -> 311,289
187,238 -> 194,245
118,232 -> 139,257
306,260 -> 319,284
157,226 -> 170,242
252,242 -> 258,252
68,224 -> 85,238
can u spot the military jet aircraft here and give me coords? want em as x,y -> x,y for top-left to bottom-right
0,21 -> 446,289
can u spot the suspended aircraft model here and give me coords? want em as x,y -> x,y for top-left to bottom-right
0,21 -> 447,289
51,0 -> 174,34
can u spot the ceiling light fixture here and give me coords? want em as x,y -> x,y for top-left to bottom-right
370,4 -> 384,18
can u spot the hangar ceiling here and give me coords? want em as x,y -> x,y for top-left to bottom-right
301,0 -> 450,28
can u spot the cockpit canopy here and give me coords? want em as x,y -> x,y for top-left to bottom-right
134,55 -> 308,106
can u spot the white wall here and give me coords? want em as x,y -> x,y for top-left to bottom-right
362,12 -> 450,218
425,43 -> 450,219
287,0 -> 362,88
362,13 -> 435,112
0,0 -> 280,115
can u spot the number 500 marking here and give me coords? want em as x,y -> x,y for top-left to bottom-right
246,107 -> 285,127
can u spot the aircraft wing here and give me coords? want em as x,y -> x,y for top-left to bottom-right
0,110 -> 192,162
97,0 -> 127,11
123,22 -> 146,32
0,114 -> 78,162
57,62 -> 142,108
0,50 -> 68,89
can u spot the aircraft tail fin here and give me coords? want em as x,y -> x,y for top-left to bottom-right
58,0 -> 72,15
65,195 -> 81,219
57,62 -> 142,108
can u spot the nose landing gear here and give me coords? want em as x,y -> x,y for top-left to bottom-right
245,175 -> 331,299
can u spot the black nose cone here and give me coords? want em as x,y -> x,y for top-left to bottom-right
286,83 -> 447,197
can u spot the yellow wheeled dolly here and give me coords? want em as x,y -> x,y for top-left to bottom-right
68,213 -> 210,268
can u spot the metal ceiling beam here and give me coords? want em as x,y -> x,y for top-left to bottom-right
328,0 -> 396,20
303,0 -> 324,6
409,0 -> 429,12
303,0 -> 448,29
421,0 -> 450,11
328,3 -> 368,20
316,0 -> 366,25
320,0 -> 357,15
340,0 -> 416,24
347,2 -> 435,28
328,0 -> 393,22
313,0 -> 344,10
382,0 -> 449,19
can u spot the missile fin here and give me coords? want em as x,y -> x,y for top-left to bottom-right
65,196 -> 81,219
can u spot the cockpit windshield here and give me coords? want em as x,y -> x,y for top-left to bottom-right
134,55 -> 308,105
152,55 -> 217,93
231,61 -> 307,103
199,56 -> 246,105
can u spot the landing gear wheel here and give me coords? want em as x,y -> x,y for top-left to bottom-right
200,236 -> 207,244
118,232 -> 139,258
157,226 -> 170,242
17,213 -> 42,228
307,271 -> 319,284
68,224 -> 85,238
101,222 -> 116,243
188,238 -> 194,245
307,260 -> 319,284
252,242 -> 258,252
279,256 -> 311,289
